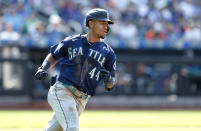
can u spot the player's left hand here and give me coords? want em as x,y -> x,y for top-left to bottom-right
100,69 -> 111,82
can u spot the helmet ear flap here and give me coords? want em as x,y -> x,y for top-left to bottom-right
86,21 -> 89,27
86,20 -> 90,27
107,26 -> 111,34
86,19 -> 93,27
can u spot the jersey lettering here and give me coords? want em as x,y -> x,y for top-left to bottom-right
89,67 -> 96,79
68,48 -> 72,60
97,54 -> 105,67
89,49 -> 106,67
89,49 -> 95,57
73,48 -> 78,58
88,67 -> 100,81
95,70 -> 100,81
113,61 -> 117,70
50,35 -> 116,96
68,47 -> 83,60
78,47 -> 83,56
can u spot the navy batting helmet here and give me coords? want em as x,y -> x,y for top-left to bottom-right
85,8 -> 114,27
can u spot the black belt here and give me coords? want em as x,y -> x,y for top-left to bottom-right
77,86 -> 88,94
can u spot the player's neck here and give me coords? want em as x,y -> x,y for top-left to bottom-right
87,32 -> 100,43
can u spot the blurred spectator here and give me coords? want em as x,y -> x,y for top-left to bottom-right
27,22 -> 48,48
2,4 -> 24,32
177,67 -> 191,94
0,0 -> 200,49
22,12 -> 40,35
0,23 -> 20,43
183,20 -> 201,48
116,63 -> 133,93
118,19 -> 138,48
1,0 -> 201,98
46,14 -> 69,46
169,73 -> 178,93
179,0 -> 198,19
163,72 -> 178,93
134,63 -> 154,94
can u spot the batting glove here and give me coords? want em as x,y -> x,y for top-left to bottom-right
34,67 -> 48,80
100,69 -> 112,83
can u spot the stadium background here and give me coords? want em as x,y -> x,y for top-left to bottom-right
0,0 -> 201,130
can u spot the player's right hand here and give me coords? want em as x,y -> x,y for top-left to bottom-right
34,68 -> 48,80
100,69 -> 112,82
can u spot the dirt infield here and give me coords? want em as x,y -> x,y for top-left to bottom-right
1,128 -> 201,131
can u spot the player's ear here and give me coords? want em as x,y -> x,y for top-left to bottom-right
88,20 -> 94,28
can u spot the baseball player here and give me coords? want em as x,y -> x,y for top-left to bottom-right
35,8 -> 116,131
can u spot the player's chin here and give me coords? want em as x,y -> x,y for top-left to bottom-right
100,33 -> 107,39
100,35 -> 106,39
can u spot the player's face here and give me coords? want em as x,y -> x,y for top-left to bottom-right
90,20 -> 109,39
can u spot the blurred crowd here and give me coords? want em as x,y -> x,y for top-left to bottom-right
0,0 -> 201,49
113,62 -> 201,95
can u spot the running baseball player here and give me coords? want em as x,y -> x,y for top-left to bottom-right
35,8 -> 116,131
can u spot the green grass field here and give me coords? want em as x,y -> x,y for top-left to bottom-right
0,110 -> 201,131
